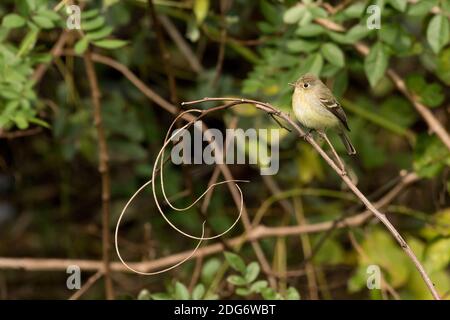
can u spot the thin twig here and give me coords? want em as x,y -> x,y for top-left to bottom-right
317,131 -> 346,174
148,0 -> 178,104
0,127 -> 43,139
159,15 -> 204,73
83,52 -> 114,300
68,271 -> 103,300
293,197 -> 319,300
212,0 -> 229,86
32,31 -> 70,83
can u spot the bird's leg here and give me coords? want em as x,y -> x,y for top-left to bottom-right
300,128 -> 314,141
317,131 -> 347,175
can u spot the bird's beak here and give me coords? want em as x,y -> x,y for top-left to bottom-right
288,82 -> 295,87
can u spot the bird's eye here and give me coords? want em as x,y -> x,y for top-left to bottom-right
303,83 -> 309,88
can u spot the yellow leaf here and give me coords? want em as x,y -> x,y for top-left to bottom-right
194,0 -> 209,24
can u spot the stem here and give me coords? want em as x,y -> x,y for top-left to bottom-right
83,52 -> 114,300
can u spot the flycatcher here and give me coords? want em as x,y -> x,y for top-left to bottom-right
290,73 -> 356,155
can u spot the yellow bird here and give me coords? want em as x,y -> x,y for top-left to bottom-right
290,73 -> 356,155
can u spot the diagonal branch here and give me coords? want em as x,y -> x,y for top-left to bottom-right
181,97 -> 441,300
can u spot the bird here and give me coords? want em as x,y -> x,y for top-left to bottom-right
290,73 -> 356,155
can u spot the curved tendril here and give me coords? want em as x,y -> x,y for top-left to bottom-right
115,108 -> 247,275
114,178 -> 207,275
152,109 -> 246,240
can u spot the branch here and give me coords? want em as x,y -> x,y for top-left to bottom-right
181,97 -> 440,300
83,52 -> 114,300
148,0 -> 178,103
354,42 -> 450,151
159,15 -> 204,73
0,127 -> 43,139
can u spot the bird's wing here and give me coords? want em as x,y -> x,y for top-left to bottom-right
318,89 -> 350,131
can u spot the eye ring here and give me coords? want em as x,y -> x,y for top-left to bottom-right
303,83 -> 309,88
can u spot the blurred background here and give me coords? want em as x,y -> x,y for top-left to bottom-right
0,0 -> 449,299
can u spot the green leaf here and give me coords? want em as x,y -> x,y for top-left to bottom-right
436,48 -> 450,85
194,0 -> 209,24
286,39 -> 320,53
364,42 -> 389,87
348,265 -> 369,293
226,275 -> 247,286
321,63 -> 341,78
379,96 -> 418,129
261,287 -> 282,300
244,262 -> 260,283
236,288 -> 251,296
82,16 -> 105,32
342,2 -> 366,18
361,229 -> 410,288
332,69 -> 348,98
17,29 -> 39,57
286,287 -> 301,300
81,9 -> 100,20
201,258 -> 221,284
224,251 -> 246,273
405,74 -> 444,107
328,31 -> 354,45
387,0 -> 407,12
2,14 -> 26,29
150,292 -> 172,300
37,9 -> 61,22
93,39 -> 127,49
345,24 -> 372,43
29,117 -> 50,128
414,134 -> 450,178
308,6 -> 328,18
32,15 -> 54,29
13,113 -> 29,129
424,239 -> 450,273
249,280 -> 268,293
137,289 -> 151,300
312,237 -> 345,265
321,42 -> 345,67
379,24 -> 413,55
174,282 -> 190,300
283,5 -> 305,24
421,208 -> 450,239
407,0 -> 437,16
427,15 -> 450,54
260,0 -> 282,26
86,26 -> 113,41
295,23 -> 324,37
74,37 -> 90,55
304,52 -> 323,76
192,284 -> 205,300
298,9 -> 313,27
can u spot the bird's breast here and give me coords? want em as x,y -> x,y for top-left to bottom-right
292,90 -> 339,130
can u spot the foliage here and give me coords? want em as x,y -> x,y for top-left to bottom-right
0,0 -> 449,300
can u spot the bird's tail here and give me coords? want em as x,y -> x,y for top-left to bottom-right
339,131 -> 356,155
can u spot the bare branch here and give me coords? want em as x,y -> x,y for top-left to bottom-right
83,52 -> 114,300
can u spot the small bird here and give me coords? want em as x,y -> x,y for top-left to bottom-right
290,73 -> 356,155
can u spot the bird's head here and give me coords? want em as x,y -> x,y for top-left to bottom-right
288,73 -> 319,91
